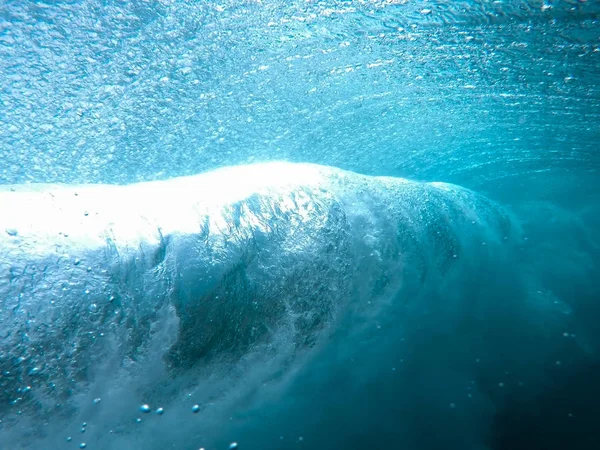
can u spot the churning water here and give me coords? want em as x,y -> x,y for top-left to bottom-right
0,1 -> 599,450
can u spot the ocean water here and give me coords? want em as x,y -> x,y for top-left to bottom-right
0,1 -> 599,450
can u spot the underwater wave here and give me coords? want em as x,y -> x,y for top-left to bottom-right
0,162 -> 591,449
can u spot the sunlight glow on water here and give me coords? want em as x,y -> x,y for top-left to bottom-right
0,1 -> 599,450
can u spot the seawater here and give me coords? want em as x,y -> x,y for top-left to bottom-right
0,1 -> 598,450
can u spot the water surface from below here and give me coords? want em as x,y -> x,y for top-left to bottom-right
0,1 -> 598,449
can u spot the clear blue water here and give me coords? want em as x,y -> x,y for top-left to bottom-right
0,1 -> 599,449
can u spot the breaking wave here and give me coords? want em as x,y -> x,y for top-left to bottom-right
0,163 -> 593,449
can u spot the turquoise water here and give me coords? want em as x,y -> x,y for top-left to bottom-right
0,1 -> 599,449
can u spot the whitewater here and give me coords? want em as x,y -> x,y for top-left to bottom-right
1,0 -> 599,449
1,162 -> 594,449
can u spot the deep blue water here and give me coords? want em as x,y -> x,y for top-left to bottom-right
0,1 -> 599,450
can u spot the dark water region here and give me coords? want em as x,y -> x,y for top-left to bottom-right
0,1 -> 599,449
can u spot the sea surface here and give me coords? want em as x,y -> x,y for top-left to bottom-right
0,1 -> 599,449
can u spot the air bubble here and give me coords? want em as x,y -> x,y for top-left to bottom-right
229,443 -> 239,450
156,407 -> 164,415
93,398 -> 101,404
79,444 -> 86,449
192,404 -> 200,413
140,404 -> 151,413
